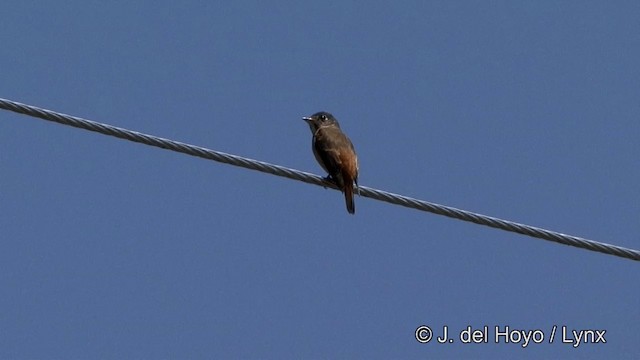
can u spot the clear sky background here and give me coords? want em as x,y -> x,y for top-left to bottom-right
1,1 -> 638,359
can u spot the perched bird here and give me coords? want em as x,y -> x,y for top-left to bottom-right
303,111 -> 359,214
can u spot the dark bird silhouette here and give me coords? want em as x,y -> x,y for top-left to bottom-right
303,111 -> 359,214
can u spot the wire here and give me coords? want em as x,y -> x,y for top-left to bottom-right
1,97 -> 638,262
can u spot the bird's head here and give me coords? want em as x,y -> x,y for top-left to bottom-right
302,111 -> 340,133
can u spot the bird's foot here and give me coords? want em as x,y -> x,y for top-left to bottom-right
322,175 -> 336,189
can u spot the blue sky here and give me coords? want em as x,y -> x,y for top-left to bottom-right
1,1 -> 638,358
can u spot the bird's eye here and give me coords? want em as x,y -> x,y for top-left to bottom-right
320,114 -> 327,121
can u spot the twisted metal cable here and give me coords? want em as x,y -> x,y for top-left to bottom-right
1,97 -> 638,262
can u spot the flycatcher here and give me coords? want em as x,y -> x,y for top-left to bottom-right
303,111 -> 359,214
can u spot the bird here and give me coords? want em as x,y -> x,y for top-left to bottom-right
302,111 -> 359,214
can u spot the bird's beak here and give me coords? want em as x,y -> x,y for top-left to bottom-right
302,116 -> 312,123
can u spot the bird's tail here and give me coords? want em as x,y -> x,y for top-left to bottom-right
344,181 -> 355,214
